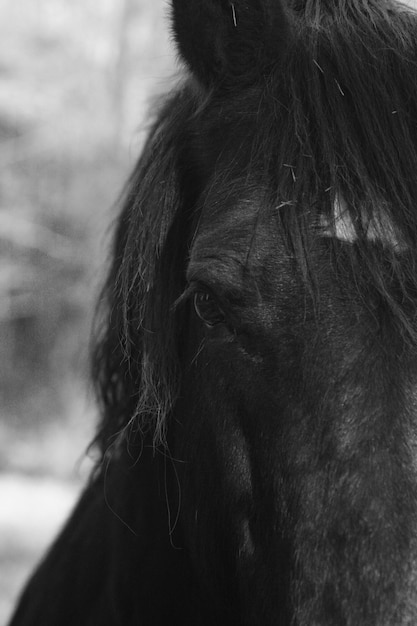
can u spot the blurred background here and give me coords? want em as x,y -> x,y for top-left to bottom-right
0,0 -> 175,621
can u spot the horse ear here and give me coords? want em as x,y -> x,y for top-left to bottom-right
171,0 -> 291,87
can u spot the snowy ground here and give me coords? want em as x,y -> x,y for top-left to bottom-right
0,473 -> 81,624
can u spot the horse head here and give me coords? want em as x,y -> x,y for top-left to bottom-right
159,2 -> 417,623
10,2 -> 417,626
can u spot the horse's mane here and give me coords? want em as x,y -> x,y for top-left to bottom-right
92,0 -> 417,456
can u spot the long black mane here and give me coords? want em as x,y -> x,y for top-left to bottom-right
93,0 -> 417,456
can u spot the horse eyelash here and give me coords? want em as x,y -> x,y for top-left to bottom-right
173,283 -> 199,310
174,280 -> 222,308
175,283 -> 234,332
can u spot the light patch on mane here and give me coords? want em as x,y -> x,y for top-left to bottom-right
321,193 -> 406,251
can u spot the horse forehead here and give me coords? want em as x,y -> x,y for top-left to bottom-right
188,198 -> 279,282
189,192 -> 406,285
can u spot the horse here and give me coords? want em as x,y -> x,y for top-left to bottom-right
8,0 -> 417,624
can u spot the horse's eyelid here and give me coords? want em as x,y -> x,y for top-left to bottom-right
173,282 -> 209,310
172,287 -> 193,310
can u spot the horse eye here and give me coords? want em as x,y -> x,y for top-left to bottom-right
193,291 -> 226,327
